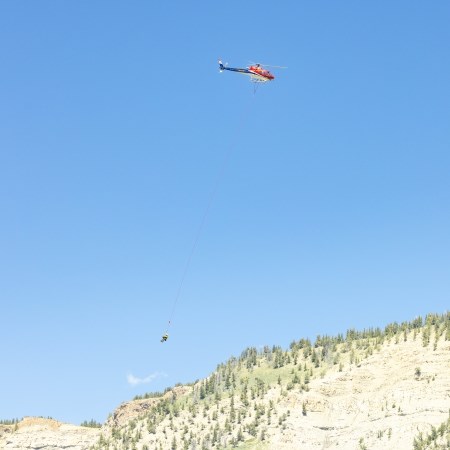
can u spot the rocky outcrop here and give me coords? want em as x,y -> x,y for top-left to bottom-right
0,417 -> 99,450
105,385 -> 191,430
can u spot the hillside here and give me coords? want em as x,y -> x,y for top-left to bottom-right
2,312 -> 450,450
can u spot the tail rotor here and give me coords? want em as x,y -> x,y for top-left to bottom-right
218,59 -> 228,72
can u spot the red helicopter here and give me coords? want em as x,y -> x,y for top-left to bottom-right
218,60 -> 286,83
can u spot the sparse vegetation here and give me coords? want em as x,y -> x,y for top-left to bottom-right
0,418 -> 21,425
413,410 -> 450,449
81,419 -> 102,428
83,312 -> 450,450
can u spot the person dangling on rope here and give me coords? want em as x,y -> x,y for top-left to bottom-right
159,64 -> 270,343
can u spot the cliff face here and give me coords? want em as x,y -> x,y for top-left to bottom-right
265,335 -> 450,449
3,318 -> 450,450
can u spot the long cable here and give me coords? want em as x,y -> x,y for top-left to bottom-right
164,94 -> 254,334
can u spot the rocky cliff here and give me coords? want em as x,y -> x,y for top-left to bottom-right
0,417 -> 99,450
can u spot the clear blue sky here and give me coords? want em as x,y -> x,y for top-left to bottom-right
1,1 -> 449,425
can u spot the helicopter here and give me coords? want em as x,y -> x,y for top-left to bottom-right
218,60 -> 285,83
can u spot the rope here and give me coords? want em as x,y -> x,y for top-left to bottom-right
164,94 -> 254,334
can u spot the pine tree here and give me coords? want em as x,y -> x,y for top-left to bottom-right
304,372 -> 310,384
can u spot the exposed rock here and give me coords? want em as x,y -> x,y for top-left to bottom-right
0,417 -> 99,450
104,385 -> 192,430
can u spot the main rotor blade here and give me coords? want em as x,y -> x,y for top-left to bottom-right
249,61 -> 287,69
